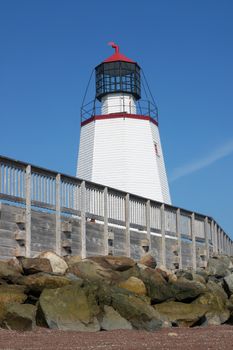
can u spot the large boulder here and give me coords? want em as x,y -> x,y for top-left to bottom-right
137,265 -> 172,302
64,255 -> 82,268
170,277 -> 207,301
139,254 -> 157,269
67,259 -> 121,283
193,280 -> 230,325
16,273 -> 72,293
0,285 -> 27,322
2,304 -> 36,331
118,277 -> 147,296
7,258 -> 24,274
0,261 -> 22,282
100,305 -> 132,330
37,283 -> 100,331
207,255 -> 232,278
21,258 -> 52,275
223,273 -> 233,295
88,256 -> 135,272
110,287 -> 163,331
154,300 -> 208,327
37,252 -> 68,274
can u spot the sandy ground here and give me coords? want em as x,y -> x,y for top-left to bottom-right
0,326 -> 233,350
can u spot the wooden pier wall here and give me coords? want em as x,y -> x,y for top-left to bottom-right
0,155 -> 232,269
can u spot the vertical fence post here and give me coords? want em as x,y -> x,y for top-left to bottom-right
222,232 -> 225,254
211,220 -> 216,254
25,165 -> 31,258
104,187 -> 108,255
125,193 -> 130,257
146,200 -> 151,251
223,232 -> 226,254
218,227 -> 221,253
81,180 -> 86,259
204,217 -> 209,261
160,203 -> 166,267
176,208 -> 182,269
220,229 -> 223,254
214,223 -> 218,254
55,174 -> 61,255
191,212 -> 196,270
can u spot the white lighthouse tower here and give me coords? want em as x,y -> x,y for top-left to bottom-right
77,43 -> 171,204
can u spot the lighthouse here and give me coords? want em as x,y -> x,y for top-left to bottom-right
77,43 -> 171,204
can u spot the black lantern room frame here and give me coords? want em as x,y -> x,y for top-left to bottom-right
95,61 -> 141,101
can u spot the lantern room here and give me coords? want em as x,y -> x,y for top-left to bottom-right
95,44 -> 141,102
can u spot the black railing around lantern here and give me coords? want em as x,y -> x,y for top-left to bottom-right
80,98 -> 159,123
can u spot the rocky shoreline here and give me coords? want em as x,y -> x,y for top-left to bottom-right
0,252 -> 233,332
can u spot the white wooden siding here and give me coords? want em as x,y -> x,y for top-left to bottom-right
77,117 -> 171,204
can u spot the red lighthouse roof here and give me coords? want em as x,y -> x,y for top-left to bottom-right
103,42 -> 135,63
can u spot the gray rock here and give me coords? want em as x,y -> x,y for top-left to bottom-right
37,283 -> 100,331
36,251 -> 68,275
0,285 -> 27,323
2,304 -> 36,331
138,265 -> 171,302
100,305 -> 132,330
223,273 -> 233,295
170,277 -> 207,301
154,300 -> 208,327
89,255 -> 136,272
207,256 -> 232,278
139,254 -> 157,269
110,287 -> 163,331
67,259 -> 121,283
21,258 -> 52,275
16,272 -> 73,293
193,280 -> 230,325
0,261 -> 22,281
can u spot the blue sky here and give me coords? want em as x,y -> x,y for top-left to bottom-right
0,0 -> 233,237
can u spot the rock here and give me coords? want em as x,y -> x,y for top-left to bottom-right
223,274 -> 233,295
111,287 -> 163,331
192,273 -> 206,285
170,277 -> 207,301
118,277 -> 147,296
207,255 -> 232,278
119,264 -> 141,281
0,260 -> 22,281
16,273 -> 72,293
193,280 -> 230,325
7,258 -> 24,274
64,255 -> 82,267
138,265 -> 171,302
88,256 -> 135,272
154,300 -> 208,327
155,266 -> 176,283
21,258 -> 52,275
195,268 -> 209,283
67,259 -> 121,283
0,285 -> 27,322
2,304 -> 36,331
175,270 -> 193,280
227,295 -> 233,311
175,270 -> 207,284
139,254 -> 157,269
37,283 -> 100,331
37,252 -> 68,274
100,305 -> 132,330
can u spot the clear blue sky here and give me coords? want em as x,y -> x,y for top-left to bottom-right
0,1 -> 233,237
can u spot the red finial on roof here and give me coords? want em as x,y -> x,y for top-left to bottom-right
108,42 -> 120,54
103,42 -> 135,64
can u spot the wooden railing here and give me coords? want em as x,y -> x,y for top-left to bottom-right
0,155 -> 232,265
